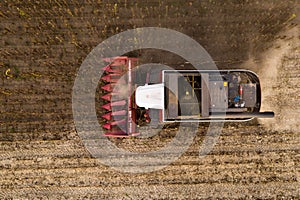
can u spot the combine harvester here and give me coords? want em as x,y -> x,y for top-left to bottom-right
99,57 -> 274,137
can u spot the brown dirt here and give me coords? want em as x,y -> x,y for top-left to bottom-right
0,0 -> 299,199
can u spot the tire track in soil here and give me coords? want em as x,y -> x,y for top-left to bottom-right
1,183 -> 299,199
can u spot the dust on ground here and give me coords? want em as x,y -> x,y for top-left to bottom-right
242,25 -> 300,132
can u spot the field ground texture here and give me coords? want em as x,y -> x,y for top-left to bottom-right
0,0 -> 299,199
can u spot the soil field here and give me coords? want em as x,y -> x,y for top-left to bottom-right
0,0 -> 299,199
